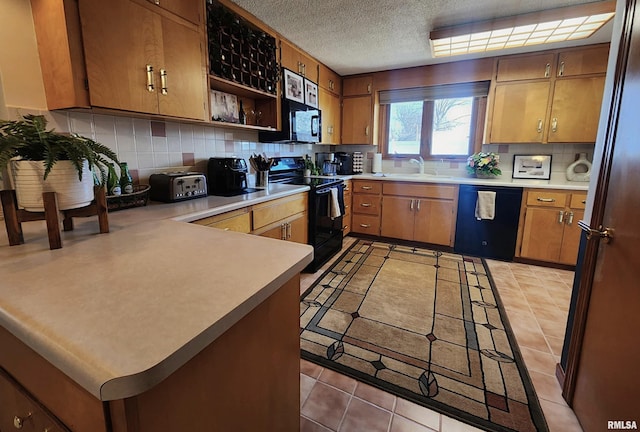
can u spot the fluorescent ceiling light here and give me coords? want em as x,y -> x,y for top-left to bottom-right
430,0 -> 615,57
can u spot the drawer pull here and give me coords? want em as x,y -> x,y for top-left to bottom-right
361,186 -> 373,190
360,223 -> 371,228
581,200 -> 586,204
14,413 -> 31,429
360,203 -> 372,207
537,197 -> 555,202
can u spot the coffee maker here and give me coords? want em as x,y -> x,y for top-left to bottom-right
335,152 -> 353,175
207,157 -> 249,195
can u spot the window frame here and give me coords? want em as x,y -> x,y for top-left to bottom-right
380,95 -> 487,161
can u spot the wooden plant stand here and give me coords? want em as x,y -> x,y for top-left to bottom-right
1,186 -> 109,250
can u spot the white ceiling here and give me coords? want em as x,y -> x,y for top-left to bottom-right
228,0 -> 614,76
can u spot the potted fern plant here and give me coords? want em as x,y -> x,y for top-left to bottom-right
0,114 -> 119,212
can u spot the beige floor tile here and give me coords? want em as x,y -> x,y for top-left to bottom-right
354,381 -> 396,411
390,415 -> 438,432
537,318 -> 568,340
393,399 -> 440,430
511,323 -> 553,353
540,399 -> 584,432
530,304 -> 568,323
338,398 -> 392,432
529,370 -> 567,405
301,416 -> 334,432
301,373 -> 317,407
318,368 -> 358,394
519,346 -> 558,376
301,359 -> 324,379
301,382 -> 351,431
546,335 -> 565,356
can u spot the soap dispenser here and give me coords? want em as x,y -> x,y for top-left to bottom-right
566,153 -> 592,182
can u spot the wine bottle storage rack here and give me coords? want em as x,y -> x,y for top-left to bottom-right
206,1 -> 278,95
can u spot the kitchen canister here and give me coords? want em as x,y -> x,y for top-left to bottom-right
566,152 -> 592,182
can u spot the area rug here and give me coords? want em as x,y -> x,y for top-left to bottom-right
300,239 -> 548,432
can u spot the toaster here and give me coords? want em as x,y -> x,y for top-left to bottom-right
149,172 -> 207,202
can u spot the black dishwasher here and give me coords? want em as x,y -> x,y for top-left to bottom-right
454,184 -> 523,261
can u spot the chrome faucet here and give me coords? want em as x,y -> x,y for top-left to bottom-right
409,156 -> 425,174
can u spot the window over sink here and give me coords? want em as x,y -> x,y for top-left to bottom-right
379,82 -> 489,160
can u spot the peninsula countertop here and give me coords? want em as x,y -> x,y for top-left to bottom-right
0,183 -> 313,401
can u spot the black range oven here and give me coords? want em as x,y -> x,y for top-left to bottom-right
269,157 -> 345,272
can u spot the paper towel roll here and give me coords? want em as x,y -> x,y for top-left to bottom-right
372,153 -> 382,173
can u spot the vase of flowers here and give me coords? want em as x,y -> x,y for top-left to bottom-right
466,152 -> 501,178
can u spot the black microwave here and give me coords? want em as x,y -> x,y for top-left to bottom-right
259,99 -> 321,143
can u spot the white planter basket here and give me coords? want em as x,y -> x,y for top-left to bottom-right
11,160 -> 94,212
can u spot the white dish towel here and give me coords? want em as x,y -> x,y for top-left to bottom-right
475,191 -> 496,220
329,187 -> 342,219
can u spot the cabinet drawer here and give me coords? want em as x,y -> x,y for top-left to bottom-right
352,195 -> 381,215
570,193 -> 588,209
382,182 -> 456,199
252,193 -> 308,229
353,180 -> 382,194
0,369 -> 70,432
193,208 -> 251,233
351,214 -> 380,235
526,190 -> 568,207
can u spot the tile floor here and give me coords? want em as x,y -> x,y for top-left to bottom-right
298,237 -> 583,432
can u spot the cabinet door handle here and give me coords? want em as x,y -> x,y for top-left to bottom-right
13,413 -> 31,429
410,199 -> 414,210
367,83 -> 371,93
160,69 -> 168,95
537,119 -> 543,133
286,222 -> 292,239
551,117 -> 558,132
581,199 -> 586,204
302,63 -> 306,76
558,210 -> 565,224
365,126 -> 370,136
567,211 -> 574,225
558,61 -> 565,77
344,186 -> 350,191
360,223 -> 371,228
360,202 -> 372,207
146,65 -> 155,92
544,63 -> 551,78
281,223 -> 286,240
361,186 -> 372,190
537,197 -> 555,202
417,199 -> 421,211
343,225 -> 349,231
154,0 -> 160,4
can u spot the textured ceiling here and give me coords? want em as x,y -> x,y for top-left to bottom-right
229,0 -> 614,75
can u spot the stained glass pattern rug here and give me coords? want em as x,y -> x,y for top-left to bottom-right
300,239 -> 548,432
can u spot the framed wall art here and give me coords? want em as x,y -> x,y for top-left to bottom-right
210,90 -> 239,123
512,154 -> 552,180
304,78 -> 318,108
283,69 -> 304,103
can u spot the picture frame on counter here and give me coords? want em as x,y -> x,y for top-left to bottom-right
512,154 -> 552,180
304,78 -> 318,108
283,68 -> 304,104
210,90 -> 239,123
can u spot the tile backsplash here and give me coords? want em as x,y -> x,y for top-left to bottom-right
3,107 -> 595,186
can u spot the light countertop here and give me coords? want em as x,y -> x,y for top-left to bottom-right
0,183 -> 313,401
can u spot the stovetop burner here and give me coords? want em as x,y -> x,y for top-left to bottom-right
268,157 -> 344,189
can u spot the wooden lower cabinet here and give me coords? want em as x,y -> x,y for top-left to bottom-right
380,183 -> 458,246
0,276 -> 301,432
518,188 -> 587,265
192,192 -> 308,244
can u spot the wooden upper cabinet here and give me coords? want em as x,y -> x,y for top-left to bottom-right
496,52 -> 556,82
342,96 -> 372,144
280,39 -> 318,82
318,63 -> 341,94
318,86 -> 341,145
489,81 -> 551,143
342,75 -> 373,96
150,0 -> 201,24
78,0 -> 207,120
547,76 -> 606,143
557,45 -> 610,77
